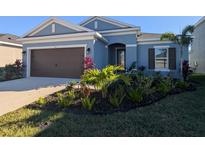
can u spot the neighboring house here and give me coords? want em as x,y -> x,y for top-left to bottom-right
0,34 -> 22,67
19,16 -> 188,78
190,17 -> 205,73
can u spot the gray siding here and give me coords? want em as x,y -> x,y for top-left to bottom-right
137,43 -> 188,77
190,21 -> 205,73
93,40 -> 108,69
104,34 -> 137,69
83,19 -> 123,31
32,23 -> 81,37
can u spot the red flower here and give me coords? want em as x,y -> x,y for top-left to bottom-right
84,56 -> 94,70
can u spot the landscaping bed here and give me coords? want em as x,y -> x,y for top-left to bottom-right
0,60 -> 23,82
28,66 -> 196,115
0,74 -> 204,137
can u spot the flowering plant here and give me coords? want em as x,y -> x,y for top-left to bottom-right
84,56 -> 94,70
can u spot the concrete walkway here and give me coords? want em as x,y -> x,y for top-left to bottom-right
0,77 -> 79,116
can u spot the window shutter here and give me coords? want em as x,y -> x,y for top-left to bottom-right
169,48 -> 176,70
148,48 -> 155,69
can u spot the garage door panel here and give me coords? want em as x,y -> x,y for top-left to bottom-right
31,47 -> 84,78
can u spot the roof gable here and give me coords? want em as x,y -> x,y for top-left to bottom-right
195,16 -> 205,28
23,17 -> 92,38
80,16 -> 136,30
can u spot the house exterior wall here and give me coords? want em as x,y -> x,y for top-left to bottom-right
32,23 -> 80,37
104,34 -> 137,69
190,21 -> 205,73
83,19 -> 123,31
137,42 -> 188,77
22,39 -> 95,77
93,40 -> 108,69
21,17 -> 186,78
0,45 -> 22,67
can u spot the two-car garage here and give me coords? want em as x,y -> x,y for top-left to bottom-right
30,47 -> 85,78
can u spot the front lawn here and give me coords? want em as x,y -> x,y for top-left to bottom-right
0,74 -> 205,137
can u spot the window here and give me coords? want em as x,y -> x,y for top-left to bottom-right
155,47 -> 168,70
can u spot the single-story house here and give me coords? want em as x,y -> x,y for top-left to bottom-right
19,16 -> 188,78
190,16 -> 205,73
0,34 -> 22,67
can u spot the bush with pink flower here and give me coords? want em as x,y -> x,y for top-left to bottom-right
84,56 -> 95,70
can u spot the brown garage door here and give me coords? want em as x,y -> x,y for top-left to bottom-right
31,47 -> 84,78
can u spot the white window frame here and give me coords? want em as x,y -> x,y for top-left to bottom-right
154,46 -> 170,71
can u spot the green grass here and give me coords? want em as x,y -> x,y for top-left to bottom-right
0,74 -> 205,137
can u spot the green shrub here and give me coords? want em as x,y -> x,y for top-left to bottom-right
156,78 -> 173,94
175,80 -> 189,89
37,97 -> 47,105
80,84 -> 91,97
108,86 -> 125,107
128,87 -> 143,103
81,69 -> 101,86
81,97 -> 96,111
81,65 -> 124,89
4,60 -> 23,80
81,65 -> 125,98
128,61 -> 136,71
118,74 -> 131,86
56,90 -> 75,107
102,74 -> 131,98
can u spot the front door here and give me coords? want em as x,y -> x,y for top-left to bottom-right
116,48 -> 126,67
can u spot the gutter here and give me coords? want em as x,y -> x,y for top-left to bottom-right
94,32 -> 108,44
0,41 -> 22,47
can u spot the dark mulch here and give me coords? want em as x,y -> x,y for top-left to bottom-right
27,82 -> 196,115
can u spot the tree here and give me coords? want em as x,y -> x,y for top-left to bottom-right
160,25 -> 194,75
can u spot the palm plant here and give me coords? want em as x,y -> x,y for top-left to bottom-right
160,25 -> 194,74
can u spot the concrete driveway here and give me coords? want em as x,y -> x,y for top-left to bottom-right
0,77 -> 79,116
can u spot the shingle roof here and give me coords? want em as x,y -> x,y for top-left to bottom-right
0,34 -> 22,45
138,33 -> 162,40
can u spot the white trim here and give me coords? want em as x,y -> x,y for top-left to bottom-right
80,16 -> 137,28
102,31 -> 137,36
0,41 -> 22,47
20,32 -> 96,41
137,41 -> 173,45
22,17 -> 92,37
99,27 -> 139,34
21,36 -> 94,44
19,32 -> 108,44
137,38 -> 161,42
154,68 -> 170,72
194,16 -> 205,28
154,45 -> 170,48
22,17 -> 54,38
52,23 -> 55,33
26,44 -> 87,77
126,44 -> 137,47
